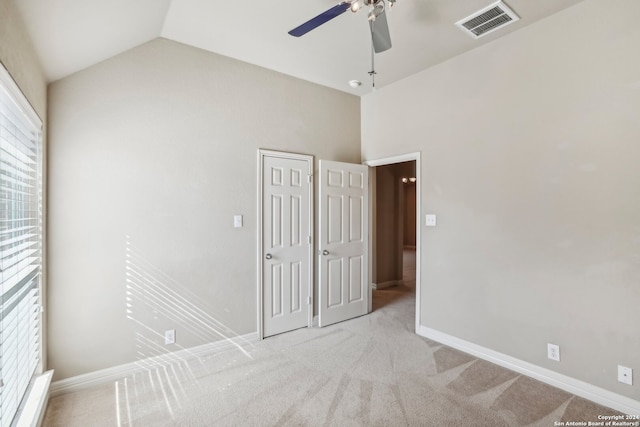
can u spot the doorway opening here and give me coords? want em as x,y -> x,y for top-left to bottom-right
365,153 -> 421,332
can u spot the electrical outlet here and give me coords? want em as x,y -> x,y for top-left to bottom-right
164,329 -> 176,345
547,343 -> 560,362
618,365 -> 633,385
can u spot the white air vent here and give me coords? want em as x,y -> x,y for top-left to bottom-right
455,1 -> 519,39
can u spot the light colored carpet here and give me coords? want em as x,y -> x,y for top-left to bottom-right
44,250 -> 621,426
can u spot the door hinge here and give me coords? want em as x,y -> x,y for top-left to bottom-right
307,296 -> 312,305
308,235 -> 312,244
308,174 -> 313,183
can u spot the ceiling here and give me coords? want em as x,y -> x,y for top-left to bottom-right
15,0 -> 585,96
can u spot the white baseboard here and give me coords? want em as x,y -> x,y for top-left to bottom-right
417,326 -> 640,415
372,280 -> 403,290
50,332 -> 259,397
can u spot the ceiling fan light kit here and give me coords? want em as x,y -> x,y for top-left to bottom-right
350,0 -> 363,13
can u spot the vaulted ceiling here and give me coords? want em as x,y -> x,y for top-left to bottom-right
15,0 -> 584,95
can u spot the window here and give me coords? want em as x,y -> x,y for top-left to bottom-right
0,63 -> 43,427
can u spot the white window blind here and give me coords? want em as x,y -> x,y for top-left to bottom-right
0,64 -> 43,427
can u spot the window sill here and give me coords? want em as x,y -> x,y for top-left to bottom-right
13,370 -> 53,427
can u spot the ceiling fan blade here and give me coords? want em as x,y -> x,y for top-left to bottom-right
369,9 -> 392,53
288,2 -> 351,37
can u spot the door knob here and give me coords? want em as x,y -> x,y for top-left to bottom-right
322,250 -> 329,256
265,253 -> 273,260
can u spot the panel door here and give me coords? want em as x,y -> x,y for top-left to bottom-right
318,160 -> 369,327
262,154 -> 312,337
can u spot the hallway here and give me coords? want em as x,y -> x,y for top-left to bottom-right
372,247 -> 415,313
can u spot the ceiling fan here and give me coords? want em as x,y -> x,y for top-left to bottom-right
288,0 -> 396,54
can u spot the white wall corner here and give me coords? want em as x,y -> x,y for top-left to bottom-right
417,326 -> 640,415
49,332 -> 259,397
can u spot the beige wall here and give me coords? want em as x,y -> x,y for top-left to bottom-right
362,0 -> 640,401
48,38 -> 360,380
404,184 -> 416,247
375,165 -> 402,285
0,0 -> 46,117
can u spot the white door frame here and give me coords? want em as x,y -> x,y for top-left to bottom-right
257,149 -> 314,339
363,152 -> 422,332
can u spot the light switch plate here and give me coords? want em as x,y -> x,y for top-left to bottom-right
233,215 -> 243,228
425,214 -> 437,227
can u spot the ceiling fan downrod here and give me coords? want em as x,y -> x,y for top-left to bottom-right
368,43 -> 377,89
